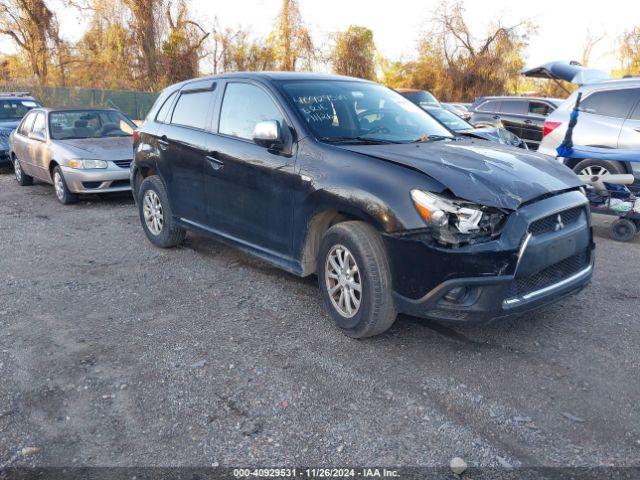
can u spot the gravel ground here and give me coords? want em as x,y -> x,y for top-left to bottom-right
0,167 -> 639,470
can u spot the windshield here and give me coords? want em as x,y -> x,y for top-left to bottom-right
425,107 -> 473,132
280,81 -> 453,144
49,110 -> 136,140
0,99 -> 41,121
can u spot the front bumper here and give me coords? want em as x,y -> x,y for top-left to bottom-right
60,165 -> 131,193
386,190 -> 594,323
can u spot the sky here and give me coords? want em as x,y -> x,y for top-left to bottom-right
1,0 -> 638,73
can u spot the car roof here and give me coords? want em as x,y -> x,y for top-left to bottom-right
36,106 -> 121,113
578,77 -> 640,90
168,71 -> 375,91
473,96 -> 563,107
0,94 -> 38,101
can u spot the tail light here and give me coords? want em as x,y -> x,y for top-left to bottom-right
133,128 -> 140,143
543,121 -> 561,138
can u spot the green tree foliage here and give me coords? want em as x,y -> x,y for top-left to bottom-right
331,26 -> 376,80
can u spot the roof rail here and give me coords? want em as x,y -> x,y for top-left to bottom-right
0,91 -> 31,97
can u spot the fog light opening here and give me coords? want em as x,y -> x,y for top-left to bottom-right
444,286 -> 469,304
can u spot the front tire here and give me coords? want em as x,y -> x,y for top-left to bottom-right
318,221 -> 397,338
13,157 -> 33,186
609,218 -> 637,242
52,166 -> 78,204
573,159 -> 625,177
138,175 -> 186,248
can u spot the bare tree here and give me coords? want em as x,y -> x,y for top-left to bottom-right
582,29 -> 605,67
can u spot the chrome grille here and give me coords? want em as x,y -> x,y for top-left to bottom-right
113,159 -> 132,169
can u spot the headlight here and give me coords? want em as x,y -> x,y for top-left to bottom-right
69,159 -> 108,169
411,190 -> 507,245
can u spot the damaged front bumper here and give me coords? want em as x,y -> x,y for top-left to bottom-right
385,190 -> 595,323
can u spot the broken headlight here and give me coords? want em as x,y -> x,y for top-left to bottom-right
410,190 -> 507,246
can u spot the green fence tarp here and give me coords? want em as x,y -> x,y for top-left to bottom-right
0,85 -> 158,120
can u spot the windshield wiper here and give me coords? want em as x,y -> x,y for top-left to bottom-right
411,134 -> 455,143
320,136 -> 401,145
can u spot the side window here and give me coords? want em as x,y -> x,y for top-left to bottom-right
500,100 -> 526,115
155,91 -> 178,123
170,91 -> 213,130
630,100 -> 640,121
18,112 -> 36,135
477,100 -> 500,112
31,113 -> 46,137
529,101 -> 553,116
219,83 -> 284,140
581,88 -> 640,118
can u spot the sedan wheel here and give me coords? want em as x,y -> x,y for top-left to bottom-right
143,189 -> 164,236
325,244 -> 362,318
54,171 -> 65,201
13,157 -> 33,186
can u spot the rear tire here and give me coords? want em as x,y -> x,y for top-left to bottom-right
13,157 -> 33,186
52,166 -> 78,205
609,218 -> 637,242
572,159 -> 625,177
138,175 -> 186,248
318,221 -> 397,338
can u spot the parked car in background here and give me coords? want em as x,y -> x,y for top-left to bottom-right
9,107 -> 136,204
394,88 -> 440,108
420,105 -> 527,148
0,92 -> 41,166
469,96 -> 563,150
442,102 -> 472,120
132,72 -> 592,338
398,91 -> 527,148
532,75 -> 640,180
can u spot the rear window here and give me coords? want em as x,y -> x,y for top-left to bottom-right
477,100 -> 500,112
500,100 -> 526,114
0,99 -> 40,121
529,101 -> 554,116
580,88 -> 640,118
171,91 -> 212,130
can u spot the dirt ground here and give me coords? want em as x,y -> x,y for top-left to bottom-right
1,167 -> 639,470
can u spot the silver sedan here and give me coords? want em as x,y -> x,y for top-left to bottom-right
9,107 -> 136,204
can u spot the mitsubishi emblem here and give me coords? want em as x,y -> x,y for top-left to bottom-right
555,214 -> 565,232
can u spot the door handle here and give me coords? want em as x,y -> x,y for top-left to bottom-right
634,127 -> 640,133
157,136 -> 169,150
524,119 -> 533,124
492,115 -> 501,120
206,154 -> 224,171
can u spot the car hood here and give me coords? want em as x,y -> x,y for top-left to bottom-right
339,139 -> 582,210
56,137 -> 133,160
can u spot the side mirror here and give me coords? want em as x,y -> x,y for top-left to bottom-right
28,131 -> 45,141
252,120 -> 282,149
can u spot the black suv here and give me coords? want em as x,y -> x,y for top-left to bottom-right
469,96 -> 562,150
132,73 -> 593,338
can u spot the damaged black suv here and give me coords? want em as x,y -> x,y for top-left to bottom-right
132,73 -> 594,338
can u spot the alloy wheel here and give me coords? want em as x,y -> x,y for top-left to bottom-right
143,190 -> 164,235
579,165 -> 610,177
325,244 -> 362,318
54,172 -> 65,200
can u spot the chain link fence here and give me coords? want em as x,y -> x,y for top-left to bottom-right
0,84 -> 158,121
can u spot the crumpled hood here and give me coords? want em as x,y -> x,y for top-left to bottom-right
339,139 -> 582,210
56,137 -> 133,160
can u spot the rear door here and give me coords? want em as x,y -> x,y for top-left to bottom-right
204,80 -> 297,257
159,81 -> 216,224
617,90 -> 640,149
470,99 -> 502,126
497,99 -> 527,140
12,111 -> 37,174
573,88 -> 640,148
524,100 -> 556,146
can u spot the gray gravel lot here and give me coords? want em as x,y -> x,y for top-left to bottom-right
0,167 -> 639,469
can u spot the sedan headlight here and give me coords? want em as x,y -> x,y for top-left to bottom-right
411,190 -> 507,245
69,159 -> 108,169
